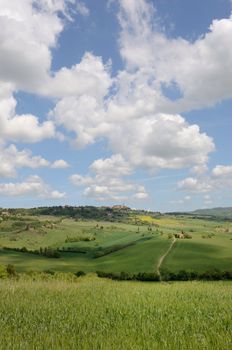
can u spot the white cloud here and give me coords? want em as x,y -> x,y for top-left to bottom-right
0,143 -> 69,179
51,84 -> 214,170
0,83 -> 55,143
0,1 -> 97,98
70,174 -> 94,186
178,177 -> 213,193
51,159 -> 70,169
0,0 -> 229,208
44,53 -> 112,99
0,175 -> 66,199
76,1 -> 89,16
70,155 -> 148,201
49,4 -> 215,174
0,144 -> 50,178
178,164 -> 232,194
82,178 -> 148,202
90,154 -> 133,177
212,165 -> 232,177
118,0 -> 232,111
0,0 -> 216,178
191,164 -> 208,175
34,0 -> 76,17
108,113 -> 214,171
134,190 -> 148,200
118,0 -> 157,69
0,0 -> 64,91
170,195 -> 191,205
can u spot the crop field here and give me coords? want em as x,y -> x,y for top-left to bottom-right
0,276 -> 231,350
0,213 -> 232,275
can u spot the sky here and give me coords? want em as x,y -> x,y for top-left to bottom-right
0,0 -> 232,212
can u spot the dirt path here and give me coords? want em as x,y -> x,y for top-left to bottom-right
157,237 -> 176,280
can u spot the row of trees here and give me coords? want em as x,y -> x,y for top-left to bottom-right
162,269 -> 232,281
3,246 -> 61,258
96,271 -> 160,281
97,269 -> 232,281
65,235 -> 95,243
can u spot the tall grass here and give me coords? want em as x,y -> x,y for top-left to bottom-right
0,276 -> 231,349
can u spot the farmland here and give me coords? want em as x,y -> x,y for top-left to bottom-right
0,276 -> 231,350
0,208 -> 232,349
0,208 -> 232,275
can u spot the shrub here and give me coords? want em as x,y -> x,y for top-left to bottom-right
6,264 -> 17,277
75,271 -> 86,277
44,269 -> 55,275
0,265 -> 8,279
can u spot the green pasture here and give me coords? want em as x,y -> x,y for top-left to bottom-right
0,215 -> 232,273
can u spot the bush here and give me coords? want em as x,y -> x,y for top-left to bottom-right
0,265 -> 8,279
43,269 -> 55,275
6,264 -> 17,277
134,272 -> 159,281
75,271 -> 86,277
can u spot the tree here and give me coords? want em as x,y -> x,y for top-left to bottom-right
6,264 -> 17,277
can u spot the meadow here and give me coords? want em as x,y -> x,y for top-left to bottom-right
0,210 -> 232,349
0,276 -> 231,350
0,212 -> 232,276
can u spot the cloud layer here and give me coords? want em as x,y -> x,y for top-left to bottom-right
0,0 -> 231,206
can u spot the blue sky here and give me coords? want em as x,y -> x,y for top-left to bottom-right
0,0 -> 232,211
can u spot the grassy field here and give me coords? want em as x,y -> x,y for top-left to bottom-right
0,276 -> 231,350
0,214 -> 232,274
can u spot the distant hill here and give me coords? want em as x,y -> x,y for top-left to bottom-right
0,206 -> 161,222
191,207 -> 232,219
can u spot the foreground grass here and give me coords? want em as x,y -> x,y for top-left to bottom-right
0,277 -> 231,350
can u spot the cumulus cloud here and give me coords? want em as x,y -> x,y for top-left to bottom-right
51,159 -> 70,169
44,53 -> 112,99
178,164 -> 232,194
50,1 -> 216,173
0,0 -> 230,205
212,165 -> 232,177
178,177 -> 213,193
0,144 -> 50,178
118,0 -> 232,111
0,143 -> 70,179
0,0 -> 63,91
0,83 -> 55,143
70,154 -> 148,201
53,96 -> 214,170
108,114 -> 214,171
90,154 -> 133,177
0,0 -> 91,96
0,175 -> 66,198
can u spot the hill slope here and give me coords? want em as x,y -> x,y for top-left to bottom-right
192,207 -> 232,219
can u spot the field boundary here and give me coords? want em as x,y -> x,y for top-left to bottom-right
157,238 -> 176,280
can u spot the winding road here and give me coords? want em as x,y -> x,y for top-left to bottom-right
157,237 -> 176,280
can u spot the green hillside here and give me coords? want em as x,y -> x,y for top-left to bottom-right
0,210 -> 231,275
191,207 -> 232,219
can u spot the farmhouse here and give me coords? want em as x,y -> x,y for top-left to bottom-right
174,231 -> 192,239
174,232 -> 185,239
